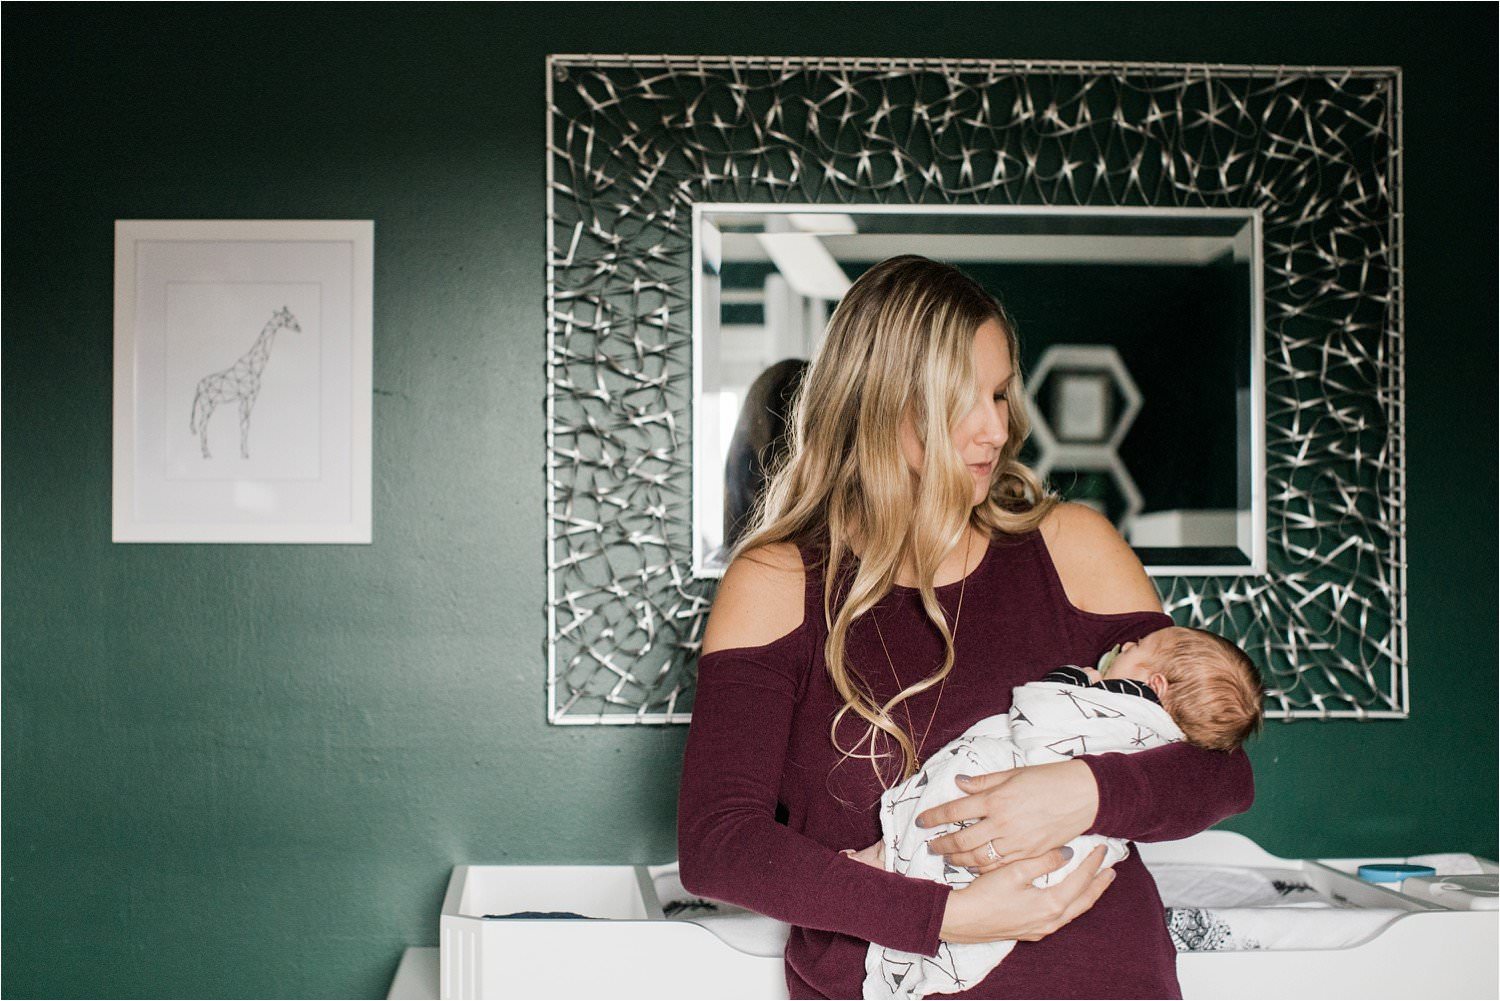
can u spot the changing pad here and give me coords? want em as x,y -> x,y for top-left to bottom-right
652,866 -> 792,958
1151,864 -> 1406,951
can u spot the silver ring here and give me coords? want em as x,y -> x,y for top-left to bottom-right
985,840 -> 999,862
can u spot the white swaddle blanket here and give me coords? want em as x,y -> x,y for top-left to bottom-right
863,679 -> 1184,1000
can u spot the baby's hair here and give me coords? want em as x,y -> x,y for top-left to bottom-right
1153,627 -> 1265,751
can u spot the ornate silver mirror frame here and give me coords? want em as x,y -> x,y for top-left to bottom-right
544,54 -> 1404,724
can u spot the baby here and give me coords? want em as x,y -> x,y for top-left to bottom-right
848,625 -> 1264,1000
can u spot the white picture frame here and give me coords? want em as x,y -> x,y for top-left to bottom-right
112,219 -> 373,543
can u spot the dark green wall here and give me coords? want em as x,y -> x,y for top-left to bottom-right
4,4 -> 1495,998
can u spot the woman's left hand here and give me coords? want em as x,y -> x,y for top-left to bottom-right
919,759 -> 1100,871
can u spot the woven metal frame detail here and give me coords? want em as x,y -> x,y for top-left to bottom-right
544,54 -> 1405,723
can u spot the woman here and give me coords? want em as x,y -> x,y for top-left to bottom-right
723,358 -> 809,552
677,256 -> 1253,999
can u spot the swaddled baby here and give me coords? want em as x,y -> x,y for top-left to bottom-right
846,625 -> 1264,1000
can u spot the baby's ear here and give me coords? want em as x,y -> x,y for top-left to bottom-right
1148,673 -> 1169,700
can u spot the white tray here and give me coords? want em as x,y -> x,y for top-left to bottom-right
438,862 -> 784,999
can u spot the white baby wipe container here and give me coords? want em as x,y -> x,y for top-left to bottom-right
1400,874 -> 1500,911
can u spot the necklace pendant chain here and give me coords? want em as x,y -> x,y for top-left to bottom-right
870,528 -> 974,767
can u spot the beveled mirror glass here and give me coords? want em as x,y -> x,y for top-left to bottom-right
692,204 -> 1264,578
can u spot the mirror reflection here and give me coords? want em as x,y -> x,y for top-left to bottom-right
693,206 -> 1263,577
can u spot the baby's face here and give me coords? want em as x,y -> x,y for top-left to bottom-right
1102,627 -> 1175,683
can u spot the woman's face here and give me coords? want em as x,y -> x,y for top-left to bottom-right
899,317 -> 1013,507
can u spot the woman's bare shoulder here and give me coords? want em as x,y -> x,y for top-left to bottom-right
1039,502 -> 1162,614
701,542 -> 808,654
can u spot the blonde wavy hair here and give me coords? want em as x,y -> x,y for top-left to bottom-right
729,254 -> 1058,787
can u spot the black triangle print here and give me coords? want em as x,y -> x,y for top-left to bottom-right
1059,688 -> 1126,719
888,786 -> 923,808
923,942 -> 963,981
1047,735 -> 1089,757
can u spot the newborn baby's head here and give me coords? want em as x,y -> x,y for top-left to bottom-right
1098,626 -> 1264,751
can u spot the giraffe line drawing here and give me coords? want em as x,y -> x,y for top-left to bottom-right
189,306 -> 301,459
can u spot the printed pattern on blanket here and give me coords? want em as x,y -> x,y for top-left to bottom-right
863,681 -> 1183,1000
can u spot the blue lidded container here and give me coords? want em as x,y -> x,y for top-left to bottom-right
1357,863 -> 1437,884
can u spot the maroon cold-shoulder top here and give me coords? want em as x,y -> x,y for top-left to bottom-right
677,529 -> 1254,999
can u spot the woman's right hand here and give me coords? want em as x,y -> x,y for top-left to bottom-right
938,845 -> 1115,944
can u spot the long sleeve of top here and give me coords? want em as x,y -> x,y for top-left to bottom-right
676,623 -> 951,958
1079,742 -> 1255,842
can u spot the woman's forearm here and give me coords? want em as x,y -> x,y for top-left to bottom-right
679,793 -> 950,954
1078,742 -> 1254,842
934,846 -> 1116,944
937,884 -> 975,942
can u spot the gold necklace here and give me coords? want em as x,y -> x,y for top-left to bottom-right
869,528 -> 974,768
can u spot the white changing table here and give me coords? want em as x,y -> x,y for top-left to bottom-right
1140,831 -> 1498,1000
389,831 -> 1497,1000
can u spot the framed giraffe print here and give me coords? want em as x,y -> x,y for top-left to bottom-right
112,219 -> 373,543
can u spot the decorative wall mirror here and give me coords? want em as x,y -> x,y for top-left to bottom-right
691,204 -> 1265,578
545,55 -> 1404,725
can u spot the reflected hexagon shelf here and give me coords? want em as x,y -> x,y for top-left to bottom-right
1026,345 -> 1144,531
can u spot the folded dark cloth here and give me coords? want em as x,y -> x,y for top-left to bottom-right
664,898 -> 722,918
1043,665 -> 1161,704
482,910 -> 595,920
